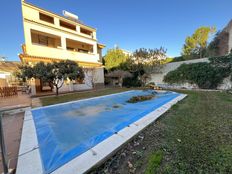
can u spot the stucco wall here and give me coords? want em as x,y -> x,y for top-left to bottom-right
150,58 -> 209,85
149,57 -> 232,90
22,2 -> 100,64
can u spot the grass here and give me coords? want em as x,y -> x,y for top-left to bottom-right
144,90 -> 232,173
40,88 -> 232,173
90,90 -> 232,174
40,88 -> 135,106
145,151 -> 164,174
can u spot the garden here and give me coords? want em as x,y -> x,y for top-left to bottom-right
89,90 -> 232,174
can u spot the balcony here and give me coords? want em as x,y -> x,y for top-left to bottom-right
27,29 -> 100,64
26,44 -> 100,63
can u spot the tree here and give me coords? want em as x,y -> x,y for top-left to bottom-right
129,47 -> 166,85
182,26 -> 216,59
104,49 -> 129,70
16,64 -> 34,82
18,60 -> 85,95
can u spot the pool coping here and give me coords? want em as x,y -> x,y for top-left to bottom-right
16,91 -> 187,174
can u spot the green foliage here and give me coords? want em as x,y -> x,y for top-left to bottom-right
164,54 -> 232,89
127,94 -> 155,103
182,26 -> 216,59
164,57 -> 174,63
18,60 -> 84,95
105,70 -> 132,87
123,47 -> 166,86
16,64 -> 34,82
122,76 -> 142,87
170,56 -> 185,62
145,150 -> 163,174
104,49 -> 129,70
105,47 -> 167,87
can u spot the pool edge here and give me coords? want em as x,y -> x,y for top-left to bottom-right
16,93 -> 187,174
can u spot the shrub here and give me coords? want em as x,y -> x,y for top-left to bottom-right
164,55 -> 232,89
127,95 -> 155,103
123,76 -> 142,87
171,56 -> 185,62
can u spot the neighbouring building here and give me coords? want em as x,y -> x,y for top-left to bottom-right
121,49 -> 132,57
19,0 -> 105,95
215,19 -> 232,56
0,61 -> 20,87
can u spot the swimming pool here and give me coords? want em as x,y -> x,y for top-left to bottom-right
17,90 -> 186,174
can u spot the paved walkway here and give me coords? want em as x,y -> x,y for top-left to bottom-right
31,98 -> 42,108
0,112 -> 24,173
0,93 -> 31,110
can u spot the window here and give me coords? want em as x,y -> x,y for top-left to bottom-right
60,20 -> 76,31
66,38 -> 93,53
39,13 -> 54,24
38,35 -> 48,46
80,28 -> 92,36
31,30 -> 61,48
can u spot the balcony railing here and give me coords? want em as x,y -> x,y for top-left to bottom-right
26,44 -> 100,63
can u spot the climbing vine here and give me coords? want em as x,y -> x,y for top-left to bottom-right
164,54 -> 232,89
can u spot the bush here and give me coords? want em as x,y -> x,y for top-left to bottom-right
127,95 -> 155,103
123,76 -> 142,87
171,56 -> 185,62
164,55 -> 232,89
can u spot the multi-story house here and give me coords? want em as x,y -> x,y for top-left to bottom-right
19,0 -> 105,95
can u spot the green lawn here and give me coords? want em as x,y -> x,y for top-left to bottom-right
89,90 -> 232,174
40,88 -> 134,106
40,89 -> 232,173
142,90 -> 232,173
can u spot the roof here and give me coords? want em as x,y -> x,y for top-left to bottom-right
97,43 -> 106,49
19,54 -> 103,67
0,61 -> 20,73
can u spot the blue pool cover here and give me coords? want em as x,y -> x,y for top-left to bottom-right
32,90 -> 180,173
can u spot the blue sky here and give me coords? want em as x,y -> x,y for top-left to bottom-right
0,0 -> 231,61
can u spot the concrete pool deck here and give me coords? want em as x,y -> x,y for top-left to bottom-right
16,92 -> 187,174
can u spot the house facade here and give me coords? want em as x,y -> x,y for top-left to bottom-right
19,0 -> 105,95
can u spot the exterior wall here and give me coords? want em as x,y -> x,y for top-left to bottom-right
150,57 -> 232,90
0,78 -> 7,87
0,72 -> 18,87
22,3 -> 100,63
149,58 -> 209,85
93,68 -> 104,84
217,76 -> 232,90
20,1 -> 105,93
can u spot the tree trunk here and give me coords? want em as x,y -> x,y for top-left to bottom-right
55,86 -> 59,96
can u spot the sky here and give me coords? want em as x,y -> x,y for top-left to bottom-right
0,0 -> 231,61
